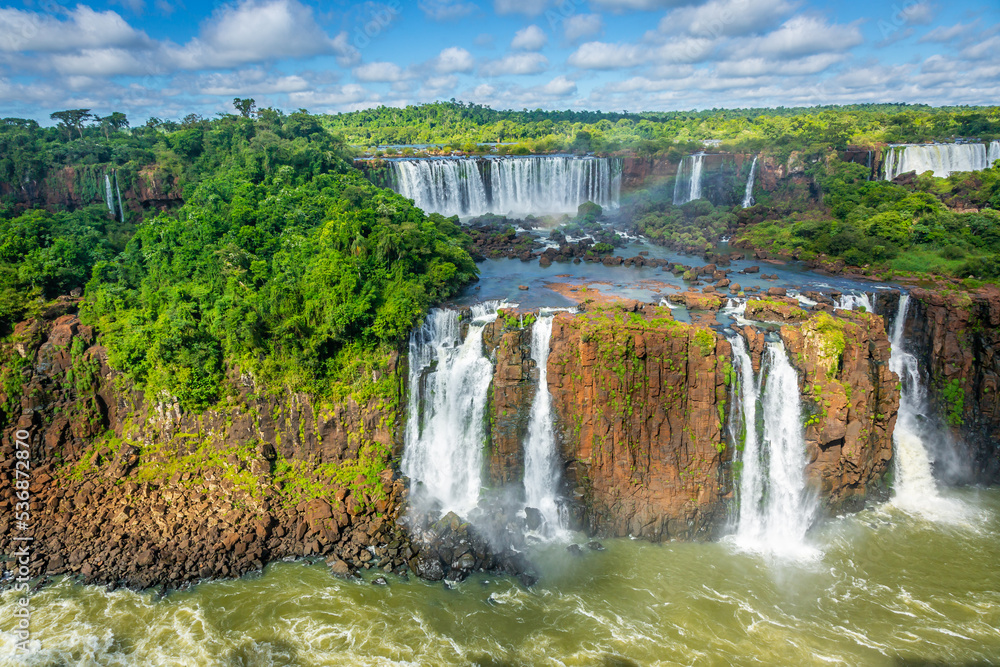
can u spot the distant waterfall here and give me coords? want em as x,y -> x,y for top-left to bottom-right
104,174 -> 115,214
883,142 -> 992,180
114,171 -> 125,224
990,140 -> 1000,165
835,292 -> 874,312
403,303 -> 501,516
673,154 -> 705,205
731,337 -> 815,556
887,295 -> 965,520
522,310 -> 570,533
389,156 -> 621,217
741,156 -> 757,208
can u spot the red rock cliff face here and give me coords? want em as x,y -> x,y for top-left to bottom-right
2,165 -> 182,214
779,311 -> 898,511
904,286 -> 1000,483
0,306 -> 413,589
544,302 -> 732,541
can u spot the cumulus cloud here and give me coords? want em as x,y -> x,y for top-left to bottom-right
481,52 -> 548,75
564,14 -> 604,43
168,0 -> 349,69
659,0 -> 797,38
746,15 -> 863,59
568,41 -> 645,69
353,61 -> 410,82
0,6 -> 151,53
196,69 -> 310,95
432,46 -> 476,73
511,25 -> 547,50
537,75 -> 577,96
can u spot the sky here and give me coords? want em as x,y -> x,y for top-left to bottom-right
0,0 -> 998,124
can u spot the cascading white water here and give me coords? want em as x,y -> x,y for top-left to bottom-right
114,171 -> 125,224
989,140 -> 1000,166
403,303 -> 501,516
104,174 -> 115,214
522,309 -> 571,532
390,156 -> 621,217
731,337 -> 816,556
673,154 -> 705,205
741,156 -> 757,208
887,294 -> 965,520
883,142 -> 992,180
835,292 -> 874,312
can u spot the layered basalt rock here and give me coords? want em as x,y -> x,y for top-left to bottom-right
544,302 -> 732,541
902,285 -> 1000,483
0,306 -> 505,590
779,310 -> 899,512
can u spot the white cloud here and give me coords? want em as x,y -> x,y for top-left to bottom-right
511,25 -> 547,50
433,46 -> 476,73
49,48 -> 159,77
481,52 -> 549,75
110,0 -> 147,14
919,21 -> 977,44
289,84 -> 373,107
418,0 -> 477,20
538,75 -> 577,96
170,0 -> 343,69
0,6 -> 150,53
353,61 -> 409,82
196,69 -> 310,95
960,35 -> 1000,60
747,15 -> 863,58
714,53 -> 846,77
564,14 -> 604,43
660,0 -> 797,38
567,41 -> 645,69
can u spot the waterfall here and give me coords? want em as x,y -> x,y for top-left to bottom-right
731,337 -> 816,556
389,156 -> 621,217
887,295 -> 965,520
741,156 -> 757,208
104,174 -> 115,214
884,142 -> 992,180
673,154 -> 705,205
114,171 -> 125,224
835,292 -> 873,312
989,140 -> 1000,166
522,309 -> 570,533
403,303 -> 501,516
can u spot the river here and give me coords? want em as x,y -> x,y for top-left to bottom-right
3,488 -> 998,666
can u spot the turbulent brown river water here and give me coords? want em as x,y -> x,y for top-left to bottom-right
2,488 -> 999,666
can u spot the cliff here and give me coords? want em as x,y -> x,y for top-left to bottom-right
903,285 -> 1000,483
780,310 -> 898,511
0,305 -> 416,589
2,165 -> 182,215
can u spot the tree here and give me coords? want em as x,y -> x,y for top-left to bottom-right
50,109 -> 92,139
97,111 -> 129,139
234,98 -> 257,119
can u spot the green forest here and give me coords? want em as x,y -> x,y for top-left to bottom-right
2,99 -> 1000,416
325,100 -> 1000,159
1,104 -> 476,412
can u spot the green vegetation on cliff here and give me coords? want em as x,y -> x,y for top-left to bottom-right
1,106 -> 477,412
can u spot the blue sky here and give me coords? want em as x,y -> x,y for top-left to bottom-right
0,0 -> 998,123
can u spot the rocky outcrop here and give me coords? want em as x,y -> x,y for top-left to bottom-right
2,164 -> 182,215
780,310 -> 898,512
903,285 -> 1000,483
545,301 -> 732,541
483,317 -> 534,485
0,306 -> 514,590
